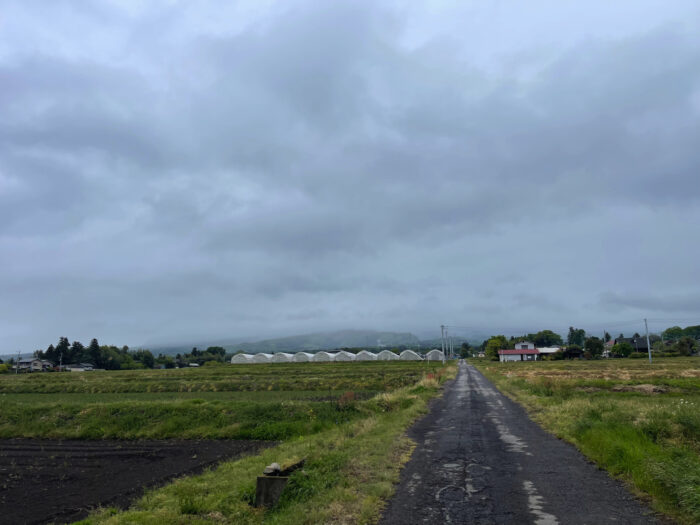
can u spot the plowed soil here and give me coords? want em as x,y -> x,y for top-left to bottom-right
0,439 -> 271,525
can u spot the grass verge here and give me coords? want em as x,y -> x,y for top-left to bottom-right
75,365 -> 457,524
471,358 -> 700,524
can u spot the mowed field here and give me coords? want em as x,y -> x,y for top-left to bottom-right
471,357 -> 700,524
0,361 -> 456,524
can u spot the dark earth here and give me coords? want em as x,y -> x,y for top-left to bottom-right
381,362 -> 668,525
0,438 -> 271,525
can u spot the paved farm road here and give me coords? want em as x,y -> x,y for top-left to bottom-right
380,362 -> 663,525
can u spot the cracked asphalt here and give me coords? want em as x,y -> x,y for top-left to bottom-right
380,361 -> 665,525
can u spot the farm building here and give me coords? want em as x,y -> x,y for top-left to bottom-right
498,349 -> 539,362
16,359 -> 54,372
313,351 -> 335,362
376,350 -> 399,360
400,350 -> 422,361
355,350 -> 377,361
252,353 -> 273,363
537,347 -> 561,356
231,353 -> 254,364
272,353 -> 294,363
293,352 -> 315,362
425,349 -> 445,361
334,351 -> 356,362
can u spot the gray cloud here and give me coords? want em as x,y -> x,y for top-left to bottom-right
1,0 -> 700,351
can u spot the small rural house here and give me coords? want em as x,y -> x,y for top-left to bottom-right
231,353 -> 254,364
16,359 -> 53,372
334,351 -> 356,362
354,350 -> 377,361
272,353 -> 294,363
376,350 -> 399,360
252,353 -> 273,363
425,349 -> 445,361
65,362 -> 95,371
498,349 -> 540,362
399,349 -> 422,361
293,352 -> 315,362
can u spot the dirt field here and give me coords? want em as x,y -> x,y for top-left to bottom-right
0,439 -> 271,525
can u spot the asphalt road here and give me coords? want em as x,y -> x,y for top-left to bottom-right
380,361 -> 664,525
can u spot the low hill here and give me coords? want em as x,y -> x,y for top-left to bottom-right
236,330 -> 421,353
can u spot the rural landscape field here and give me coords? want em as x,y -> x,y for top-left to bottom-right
0,361 -> 455,524
471,357 -> 700,524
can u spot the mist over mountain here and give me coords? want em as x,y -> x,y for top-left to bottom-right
150,330 -> 421,356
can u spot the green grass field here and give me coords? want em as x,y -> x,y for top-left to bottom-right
1,361 -> 456,524
471,357 -> 700,525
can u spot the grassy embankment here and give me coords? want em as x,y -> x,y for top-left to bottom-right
0,361 -> 457,523
471,357 -> 700,524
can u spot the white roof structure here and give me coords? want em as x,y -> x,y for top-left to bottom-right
313,351 -> 335,362
252,353 -> 273,363
376,350 -> 399,360
334,351 -> 356,362
272,352 -> 294,363
293,352 -> 315,362
355,350 -> 377,361
425,349 -> 445,361
400,349 -> 423,361
538,347 -> 561,354
231,353 -> 254,364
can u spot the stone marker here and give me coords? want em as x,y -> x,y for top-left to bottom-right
254,460 -> 306,508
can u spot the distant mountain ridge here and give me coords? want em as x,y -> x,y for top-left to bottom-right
237,330 -> 421,353
149,330 -> 421,355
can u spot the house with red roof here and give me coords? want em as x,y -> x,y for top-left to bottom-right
498,341 -> 540,362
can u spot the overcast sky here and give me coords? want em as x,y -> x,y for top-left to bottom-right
2,1 -> 700,351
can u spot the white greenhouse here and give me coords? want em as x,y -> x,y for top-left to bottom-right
231,353 -> 254,364
334,351 -> 356,362
252,353 -> 273,363
354,350 -> 377,361
425,349 -> 445,361
399,349 -> 423,361
293,352 -> 315,362
376,350 -> 400,360
312,351 -> 335,362
272,352 -> 294,363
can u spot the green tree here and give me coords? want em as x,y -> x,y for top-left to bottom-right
567,327 -> 586,346
584,337 -> 604,357
674,337 -> 696,356
662,326 -> 684,341
88,338 -> 101,367
460,342 -> 471,358
484,335 -> 508,361
531,330 -> 564,347
612,342 -> 634,357
604,332 -> 611,342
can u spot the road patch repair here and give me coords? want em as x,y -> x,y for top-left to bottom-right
0,438 -> 271,525
380,362 -> 664,524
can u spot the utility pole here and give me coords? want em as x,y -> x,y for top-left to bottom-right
644,318 -> 652,364
16,350 -> 21,374
440,325 -> 445,356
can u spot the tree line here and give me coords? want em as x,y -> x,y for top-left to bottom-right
477,325 -> 698,361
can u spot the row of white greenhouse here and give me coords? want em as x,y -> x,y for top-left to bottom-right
231,349 -> 445,364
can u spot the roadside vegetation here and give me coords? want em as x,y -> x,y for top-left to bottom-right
0,361 -> 456,524
471,357 -> 700,524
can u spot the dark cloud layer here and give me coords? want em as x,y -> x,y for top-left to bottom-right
1,1 -> 700,351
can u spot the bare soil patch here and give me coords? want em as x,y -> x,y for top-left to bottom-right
611,384 -> 669,394
0,439 -> 271,525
